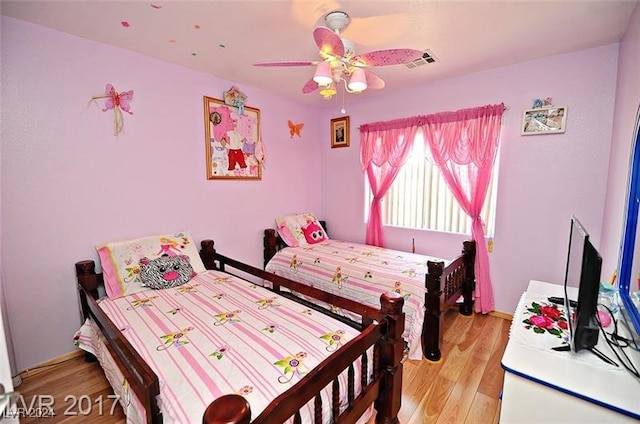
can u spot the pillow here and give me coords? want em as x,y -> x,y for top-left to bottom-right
275,213 -> 328,247
139,255 -> 195,290
96,231 -> 206,298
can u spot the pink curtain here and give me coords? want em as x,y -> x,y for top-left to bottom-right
360,118 -> 420,246
420,104 -> 505,313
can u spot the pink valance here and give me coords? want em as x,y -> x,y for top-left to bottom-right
360,104 -> 505,169
422,104 -> 505,167
360,123 -> 420,170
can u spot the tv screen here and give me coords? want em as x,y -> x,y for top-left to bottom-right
563,216 -> 602,352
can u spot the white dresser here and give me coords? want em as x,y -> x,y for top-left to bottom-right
500,280 -> 640,423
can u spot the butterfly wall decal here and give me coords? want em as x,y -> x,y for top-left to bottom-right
288,120 -> 304,138
91,83 -> 134,136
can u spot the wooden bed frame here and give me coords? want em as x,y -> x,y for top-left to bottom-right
263,222 -> 476,362
76,238 -> 405,424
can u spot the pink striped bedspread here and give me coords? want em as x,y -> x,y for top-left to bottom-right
75,269 -> 372,423
265,239 -> 450,360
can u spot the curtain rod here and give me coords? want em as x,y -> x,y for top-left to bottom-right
356,103 -> 509,131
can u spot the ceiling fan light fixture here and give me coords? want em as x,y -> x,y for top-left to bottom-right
347,68 -> 367,92
319,83 -> 337,100
313,62 -> 333,86
324,10 -> 351,33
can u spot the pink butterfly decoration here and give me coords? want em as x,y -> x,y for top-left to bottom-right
103,84 -> 134,115
92,83 -> 134,136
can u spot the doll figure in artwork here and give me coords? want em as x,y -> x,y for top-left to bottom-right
224,86 -> 247,115
157,237 -> 182,256
224,124 -> 248,173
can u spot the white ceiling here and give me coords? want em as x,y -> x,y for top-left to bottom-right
2,0 -> 637,106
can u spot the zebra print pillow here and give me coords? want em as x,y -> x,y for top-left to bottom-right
139,255 -> 196,290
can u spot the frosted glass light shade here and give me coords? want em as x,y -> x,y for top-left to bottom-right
313,62 -> 333,86
319,83 -> 337,99
348,68 -> 367,92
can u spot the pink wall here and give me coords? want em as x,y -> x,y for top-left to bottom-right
1,16 -> 322,370
600,3 -> 640,281
319,44 -> 619,316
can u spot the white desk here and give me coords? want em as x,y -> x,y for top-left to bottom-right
500,280 -> 640,423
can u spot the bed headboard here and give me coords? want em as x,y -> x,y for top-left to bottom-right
263,220 -> 327,268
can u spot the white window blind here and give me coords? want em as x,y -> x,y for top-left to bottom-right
364,131 -> 498,236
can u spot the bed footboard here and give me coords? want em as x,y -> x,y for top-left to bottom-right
203,292 -> 405,424
422,240 -> 476,362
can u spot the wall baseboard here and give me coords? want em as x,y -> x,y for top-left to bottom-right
11,375 -> 22,387
17,350 -> 84,383
489,310 -> 513,321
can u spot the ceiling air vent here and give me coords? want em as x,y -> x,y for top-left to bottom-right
405,50 -> 437,69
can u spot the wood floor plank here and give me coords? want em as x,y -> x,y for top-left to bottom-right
16,358 -> 125,424
464,392 -> 499,424
443,310 -> 474,344
437,342 -> 472,383
406,374 -> 456,424
399,357 -> 446,422
477,317 -> 511,399
451,314 -> 485,354
436,350 -> 490,424
471,315 -> 504,362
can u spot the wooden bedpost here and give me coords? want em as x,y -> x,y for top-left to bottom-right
263,229 -> 278,268
200,239 -> 218,271
375,291 -> 404,424
76,260 -> 99,300
202,394 -> 251,424
75,260 -> 100,363
263,221 -> 328,268
460,240 -> 476,316
423,261 -> 444,362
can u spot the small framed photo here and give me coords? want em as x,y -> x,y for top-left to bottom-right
521,106 -> 567,135
331,116 -> 350,148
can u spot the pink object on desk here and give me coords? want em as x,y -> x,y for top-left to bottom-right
597,309 -> 612,327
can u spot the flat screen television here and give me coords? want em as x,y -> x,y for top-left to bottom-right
563,216 -> 603,352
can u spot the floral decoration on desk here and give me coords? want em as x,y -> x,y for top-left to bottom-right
522,301 -> 568,339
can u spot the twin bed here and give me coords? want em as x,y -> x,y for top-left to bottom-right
263,220 -> 476,362
75,234 -> 405,423
74,219 -> 475,423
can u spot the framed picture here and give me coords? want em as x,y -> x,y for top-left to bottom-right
331,116 -> 350,148
521,106 -> 567,135
203,96 -> 261,180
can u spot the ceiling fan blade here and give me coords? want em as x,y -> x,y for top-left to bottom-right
364,69 -> 385,90
254,61 -> 316,67
302,79 -> 319,94
357,49 -> 423,67
313,26 -> 345,58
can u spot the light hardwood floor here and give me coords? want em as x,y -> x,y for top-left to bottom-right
14,309 -> 510,423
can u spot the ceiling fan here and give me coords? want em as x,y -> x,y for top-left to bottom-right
253,10 -> 423,100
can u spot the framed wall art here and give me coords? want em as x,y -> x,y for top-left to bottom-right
521,106 -> 567,135
331,115 -> 350,148
203,96 -> 261,180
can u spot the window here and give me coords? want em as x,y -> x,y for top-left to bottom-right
364,129 -> 499,236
